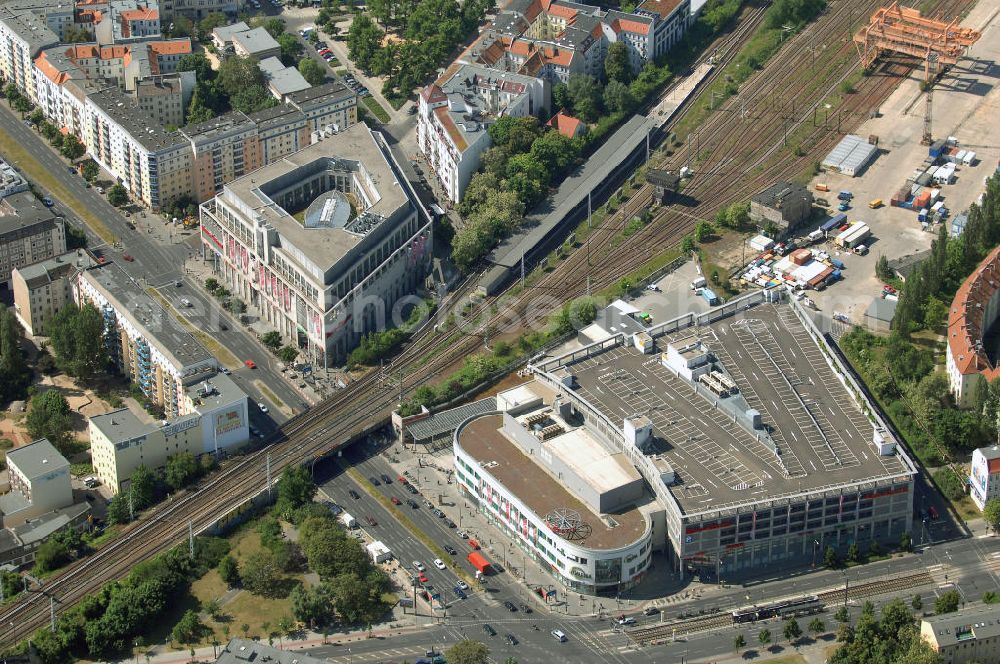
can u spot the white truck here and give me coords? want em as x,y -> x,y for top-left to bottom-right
340,512 -> 357,529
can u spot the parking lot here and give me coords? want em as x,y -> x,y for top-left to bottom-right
803,0 -> 1000,324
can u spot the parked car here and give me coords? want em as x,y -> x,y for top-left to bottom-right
453,586 -> 466,599
406,498 -> 419,508
257,402 -> 268,413
443,545 -> 457,555
412,561 -> 426,572
643,606 -> 660,616
505,633 -> 518,646
432,508 -> 445,518
519,603 -> 532,613
365,515 -> 377,526
503,601 -> 517,612
380,474 -> 392,484
456,580 -> 469,591
482,624 -> 497,637
122,253 -> 134,262
405,484 -> 419,494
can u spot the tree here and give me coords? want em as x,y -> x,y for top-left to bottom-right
256,17 -> 287,38
240,549 -> 283,597
63,25 -> 93,43
758,628 -> 772,649
107,183 -> 128,207
911,594 -> 923,610
604,41 -> 632,83
733,634 -> 746,651
28,109 -> 44,125
186,85 -> 216,125
488,116 -> 540,154
172,609 -> 204,645
808,617 -> 826,635
26,390 -> 73,449
219,56 -> 265,98
278,33 -> 302,65
298,58 -> 326,85
694,221 -> 714,243
847,542 -> 860,563
278,345 -> 299,364
984,498 -> 1000,534
327,571 -> 388,624
347,15 -> 383,72
165,452 -> 200,491
783,618 -> 802,645
261,331 -> 282,351
60,135 -> 86,161
178,53 -> 216,83
875,254 -> 892,281
834,606 -> 850,623
276,465 -> 317,515
33,538 -> 71,573
199,12 -> 228,36
824,545 -> 838,568
219,554 -> 241,587
107,493 -> 130,524
603,79 -> 636,114
445,639 -> 490,664
552,82 -> 571,111
46,302 -> 106,380
567,74 -> 603,123
934,589 -> 960,614
291,583 -> 334,628
81,160 -> 99,182
276,614 -> 294,647
0,305 -> 29,402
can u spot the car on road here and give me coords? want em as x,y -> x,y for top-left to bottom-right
453,586 -> 466,599
390,496 -> 402,505
180,297 -> 192,307
67,167 -> 75,174
519,603 -> 532,613
433,558 -> 446,570
122,253 -> 134,262
417,572 -> 428,583
433,509 -> 446,518
423,499 -> 434,509
456,530 -> 468,539
328,502 -> 343,515
643,606 -> 660,616
369,476 -> 381,486
505,633 -> 518,646
406,498 -> 418,508
455,580 -> 469,591
482,624 -> 496,637
221,367 -> 231,375
257,402 -> 268,413
445,519 -> 456,528
412,561 -> 426,572
443,545 -> 457,555
380,474 -> 392,484
503,601 -> 517,612
365,515 -> 377,526
551,629 -> 567,642
42,197 -> 54,207
348,489 -> 360,500
617,616 -> 636,625
244,359 -> 256,369
405,484 -> 418,494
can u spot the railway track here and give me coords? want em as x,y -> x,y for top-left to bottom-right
0,0 -> 973,647
625,570 -> 936,646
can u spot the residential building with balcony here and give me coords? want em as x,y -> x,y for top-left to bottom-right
285,81 -> 358,133
75,261 -> 218,417
180,111 -> 263,203
199,124 -> 431,367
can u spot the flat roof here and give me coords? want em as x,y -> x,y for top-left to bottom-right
286,79 -> 355,106
87,86 -> 186,153
0,191 -> 58,235
15,250 -> 95,288
459,414 -> 647,550
216,639 -> 329,664
220,124 -> 410,272
89,408 -> 150,442
7,438 -> 67,480
405,396 -> 497,442
542,426 -> 641,494
81,262 -> 214,371
232,27 -> 279,55
923,604 -> 1000,647
562,302 -> 911,516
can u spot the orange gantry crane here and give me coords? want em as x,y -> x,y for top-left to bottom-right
853,2 -> 981,143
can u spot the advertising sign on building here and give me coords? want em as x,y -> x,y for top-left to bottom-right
215,409 -> 244,436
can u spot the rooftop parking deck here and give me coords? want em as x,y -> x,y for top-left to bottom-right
564,302 -> 910,516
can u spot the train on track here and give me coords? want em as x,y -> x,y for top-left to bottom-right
731,595 -> 824,623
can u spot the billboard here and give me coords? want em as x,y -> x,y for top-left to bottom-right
215,409 -> 244,437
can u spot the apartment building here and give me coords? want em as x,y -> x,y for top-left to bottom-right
920,604 -> 1000,664
89,373 -> 249,493
248,104 -> 312,163
76,261 -> 218,417
11,249 -> 95,336
84,86 -> 193,209
0,192 -> 67,285
417,63 -> 547,203
970,445 -> 1000,511
134,72 -> 194,129
1,438 -> 73,527
461,0 -> 688,85
199,124 -> 431,367
181,111 -> 263,202
286,81 -> 358,132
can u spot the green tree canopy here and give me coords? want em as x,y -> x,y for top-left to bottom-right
219,56 -> 265,98
567,74 -> 603,123
275,465 -> 317,515
107,183 -> 128,207
240,549 -> 283,597
165,452 -> 200,491
298,58 -> 326,85
290,582 -> 334,628
347,15 -> 383,72
446,639 -> 490,664
0,304 -> 29,402
604,41 -> 632,83
984,498 -> 1000,533
198,12 -> 228,36
178,53 -> 216,82
218,554 -> 240,587
26,390 -> 73,450
934,589 -> 960,614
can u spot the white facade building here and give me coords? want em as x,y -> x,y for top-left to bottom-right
1,438 -> 73,527
970,446 -> 1000,511
417,63 -> 547,204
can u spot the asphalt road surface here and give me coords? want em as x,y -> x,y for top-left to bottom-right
0,104 -> 305,422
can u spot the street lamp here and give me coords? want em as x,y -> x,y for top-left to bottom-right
841,570 -> 849,607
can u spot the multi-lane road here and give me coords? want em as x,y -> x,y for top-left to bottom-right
0,104 -> 305,419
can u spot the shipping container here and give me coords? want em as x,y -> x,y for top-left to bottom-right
820,213 -> 847,233
815,183 -> 830,192
837,224 -> 870,249
700,288 -> 720,306
929,139 -> 945,158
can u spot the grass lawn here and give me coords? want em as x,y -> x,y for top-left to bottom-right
180,523 -> 305,646
0,122 -> 116,245
759,654 -> 808,664
362,96 -> 391,123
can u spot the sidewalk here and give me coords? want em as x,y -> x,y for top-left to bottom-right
380,441 -> 732,620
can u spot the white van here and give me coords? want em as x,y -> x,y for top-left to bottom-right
551,629 -> 567,642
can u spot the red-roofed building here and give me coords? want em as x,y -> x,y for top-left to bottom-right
946,245 -> 1000,407
970,445 -> 1000,510
547,110 -> 585,138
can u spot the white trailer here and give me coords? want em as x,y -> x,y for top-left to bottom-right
841,225 -> 871,249
340,512 -> 357,529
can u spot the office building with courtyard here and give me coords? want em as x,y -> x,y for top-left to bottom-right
199,123 -> 432,367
